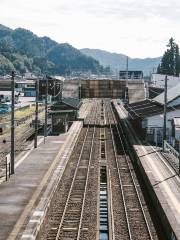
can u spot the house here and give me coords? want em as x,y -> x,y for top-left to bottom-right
151,73 -> 180,89
125,82 -> 180,145
153,82 -> 180,108
15,80 -> 36,97
125,99 -> 180,146
172,118 -> 180,149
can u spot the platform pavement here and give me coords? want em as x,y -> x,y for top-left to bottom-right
113,99 -> 180,240
0,121 -> 82,240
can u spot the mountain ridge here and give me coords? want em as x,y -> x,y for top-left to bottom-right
0,25 -> 106,76
80,48 -> 161,75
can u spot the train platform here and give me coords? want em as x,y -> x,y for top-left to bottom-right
113,100 -> 180,240
0,121 -> 82,240
78,99 -> 93,120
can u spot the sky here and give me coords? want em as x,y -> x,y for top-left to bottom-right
0,0 -> 180,58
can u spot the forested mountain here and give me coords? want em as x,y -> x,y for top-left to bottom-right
0,25 -> 106,76
81,48 -> 161,76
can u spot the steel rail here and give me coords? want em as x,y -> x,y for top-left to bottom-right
54,100 -> 99,240
76,101 -> 99,239
108,101 -> 154,240
105,101 -> 133,240
116,101 -> 179,178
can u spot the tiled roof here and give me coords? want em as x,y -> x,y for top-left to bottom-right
62,98 -> 82,110
153,82 -> 180,105
124,99 -> 177,119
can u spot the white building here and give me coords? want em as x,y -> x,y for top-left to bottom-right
151,73 -> 180,89
153,82 -> 180,107
0,91 -> 19,103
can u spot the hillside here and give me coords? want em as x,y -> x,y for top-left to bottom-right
0,25 -> 106,76
80,48 -> 161,76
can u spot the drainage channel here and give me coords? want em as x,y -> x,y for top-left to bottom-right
99,166 -> 109,240
99,110 -> 109,240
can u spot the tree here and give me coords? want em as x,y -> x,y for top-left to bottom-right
175,44 -> 180,76
157,38 -> 180,76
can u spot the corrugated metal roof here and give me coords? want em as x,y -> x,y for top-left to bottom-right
153,82 -> 180,105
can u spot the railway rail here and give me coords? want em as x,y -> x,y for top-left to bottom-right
115,100 -> 180,176
105,101 -> 156,240
0,110 -> 46,177
39,99 -> 160,240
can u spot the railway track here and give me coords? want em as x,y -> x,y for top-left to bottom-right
0,126 -> 35,175
105,101 -> 155,240
41,100 -> 101,240
0,110 -> 46,177
39,99 -> 159,240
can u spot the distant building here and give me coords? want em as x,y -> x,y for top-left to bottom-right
38,77 -> 63,102
0,91 -> 19,103
15,80 -> 36,97
119,71 -> 143,80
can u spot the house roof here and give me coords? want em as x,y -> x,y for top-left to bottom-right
51,98 -> 81,112
62,98 -> 82,110
125,99 -> 179,120
153,82 -> 180,105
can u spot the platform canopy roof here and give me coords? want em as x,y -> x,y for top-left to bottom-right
153,82 -> 180,105
52,98 -> 82,110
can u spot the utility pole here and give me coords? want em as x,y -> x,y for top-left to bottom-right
34,78 -> 39,148
163,75 -> 168,151
11,71 -> 15,174
179,138 -> 180,175
126,56 -> 129,80
44,77 -> 48,143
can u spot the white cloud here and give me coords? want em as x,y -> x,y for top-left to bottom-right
0,0 -> 180,57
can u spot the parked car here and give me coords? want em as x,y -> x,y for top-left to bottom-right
0,103 -> 11,114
